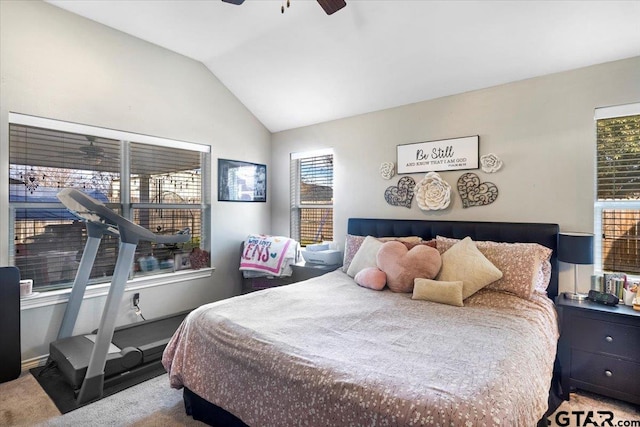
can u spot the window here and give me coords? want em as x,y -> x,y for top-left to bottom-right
594,104 -> 640,275
290,150 -> 334,246
8,113 -> 211,292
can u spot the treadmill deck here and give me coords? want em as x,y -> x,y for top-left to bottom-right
50,311 -> 189,389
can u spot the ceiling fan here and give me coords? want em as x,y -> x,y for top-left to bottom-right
79,136 -> 104,166
69,136 -> 106,166
222,0 -> 347,15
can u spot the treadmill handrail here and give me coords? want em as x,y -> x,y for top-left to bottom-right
56,188 -> 191,245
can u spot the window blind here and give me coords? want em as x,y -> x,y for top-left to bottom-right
9,119 -> 210,291
129,142 -> 204,268
290,152 -> 334,246
596,113 -> 640,274
299,154 -> 333,205
596,114 -> 640,200
601,209 -> 640,274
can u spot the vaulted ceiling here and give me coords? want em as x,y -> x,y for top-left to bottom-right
46,0 -> 640,132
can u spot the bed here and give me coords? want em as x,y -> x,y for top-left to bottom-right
162,218 -> 562,426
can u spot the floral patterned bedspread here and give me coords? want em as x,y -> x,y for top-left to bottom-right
162,270 -> 558,427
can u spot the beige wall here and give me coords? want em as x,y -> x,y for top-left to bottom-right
0,0 -> 271,362
271,56 -> 640,294
2,0 -> 639,364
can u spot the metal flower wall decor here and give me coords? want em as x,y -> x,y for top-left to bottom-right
480,153 -> 503,173
415,172 -> 451,211
457,172 -> 498,208
384,176 -> 415,208
379,162 -> 395,180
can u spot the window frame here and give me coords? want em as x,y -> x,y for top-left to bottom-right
593,103 -> 640,277
8,112 -> 213,299
290,149 -> 334,246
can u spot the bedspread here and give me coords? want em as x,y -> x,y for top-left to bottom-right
163,270 -> 559,427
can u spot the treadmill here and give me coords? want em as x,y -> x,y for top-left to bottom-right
48,188 -> 191,405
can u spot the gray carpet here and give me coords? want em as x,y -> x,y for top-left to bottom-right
2,371 -> 639,426
34,374 -> 204,427
0,371 -> 203,427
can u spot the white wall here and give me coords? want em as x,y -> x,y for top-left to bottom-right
1,0 -> 272,363
271,56 -> 640,295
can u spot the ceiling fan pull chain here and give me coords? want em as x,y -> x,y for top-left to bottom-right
282,0 -> 291,14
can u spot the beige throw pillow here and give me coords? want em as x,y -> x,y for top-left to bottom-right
412,279 -> 464,307
346,236 -> 384,277
436,236 -> 552,299
436,236 -> 503,299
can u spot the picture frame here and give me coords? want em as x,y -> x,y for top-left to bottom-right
174,252 -> 191,271
217,158 -> 267,202
397,135 -> 479,174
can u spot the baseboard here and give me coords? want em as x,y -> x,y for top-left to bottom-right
22,355 -> 48,372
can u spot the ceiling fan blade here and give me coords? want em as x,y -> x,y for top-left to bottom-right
317,0 -> 346,15
221,0 -> 245,4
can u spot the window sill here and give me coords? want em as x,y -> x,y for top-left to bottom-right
20,267 -> 214,311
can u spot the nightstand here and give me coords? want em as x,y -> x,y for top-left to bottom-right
290,262 -> 342,282
556,296 -> 640,405
242,262 -> 342,293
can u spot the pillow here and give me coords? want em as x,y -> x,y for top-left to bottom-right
342,235 -> 424,273
436,236 -> 503,299
346,236 -> 385,277
436,236 -> 552,299
354,267 -> 387,290
378,236 -> 423,247
535,259 -> 553,293
376,241 -> 442,293
415,238 -> 438,249
395,238 -> 438,250
412,278 -> 464,307
342,234 -> 367,273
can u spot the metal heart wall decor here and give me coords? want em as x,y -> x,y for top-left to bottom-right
384,176 -> 416,208
457,172 -> 498,208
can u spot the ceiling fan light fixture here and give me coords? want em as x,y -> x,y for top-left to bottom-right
317,0 -> 346,15
222,0 -> 345,15
86,156 -> 102,166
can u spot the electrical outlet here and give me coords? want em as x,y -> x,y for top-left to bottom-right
133,292 -> 140,307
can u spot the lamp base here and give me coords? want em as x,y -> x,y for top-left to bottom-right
563,291 -> 588,301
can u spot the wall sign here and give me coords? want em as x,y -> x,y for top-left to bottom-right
397,135 -> 479,174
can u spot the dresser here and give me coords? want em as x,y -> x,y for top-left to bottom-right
556,296 -> 640,405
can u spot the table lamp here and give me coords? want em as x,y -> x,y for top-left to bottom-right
559,232 -> 594,300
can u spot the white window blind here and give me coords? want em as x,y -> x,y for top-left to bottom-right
595,106 -> 640,275
290,150 -> 334,246
9,114 -> 211,291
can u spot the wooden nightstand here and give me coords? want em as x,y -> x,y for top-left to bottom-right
242,262 -> 341,293
556,296 -> 640,405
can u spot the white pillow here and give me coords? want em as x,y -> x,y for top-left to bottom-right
346,236 -> 384,277
436,236 -> 503,299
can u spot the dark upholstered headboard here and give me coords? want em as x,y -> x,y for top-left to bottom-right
347,218 -> 560,298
